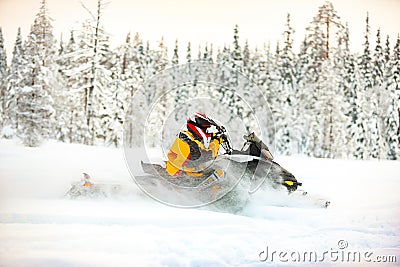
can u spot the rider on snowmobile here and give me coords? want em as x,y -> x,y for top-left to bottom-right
166,112 -> 230,178
82,173 -> 93,187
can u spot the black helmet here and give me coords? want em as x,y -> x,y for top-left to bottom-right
187,112 -> 221,147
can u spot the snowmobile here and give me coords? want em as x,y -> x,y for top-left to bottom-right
66,181 -> 125,199
65,173 -> 127,199
138,132 -> 330,212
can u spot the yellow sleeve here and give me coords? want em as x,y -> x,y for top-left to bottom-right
166,137 -> 191,176
208,138 -> 221,158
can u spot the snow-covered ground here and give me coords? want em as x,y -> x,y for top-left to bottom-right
0,139 -> 399,267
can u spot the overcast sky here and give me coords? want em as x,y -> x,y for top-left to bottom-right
0,0 -> 399,61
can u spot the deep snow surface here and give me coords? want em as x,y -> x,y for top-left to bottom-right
0,139 -> 399,266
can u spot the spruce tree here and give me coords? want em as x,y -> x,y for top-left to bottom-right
4,28 -> 26,135
0,28 -> 7,129
186,42 -> 192,63
274,14 -> 299,155
384,35 -> 391,63
231,24 -> 243,71
113,32 -> 142,147
354,13 -> 373,159
385,35 -> 400,159
385,99 -> 399,160
335,24 -> 358,157
102,63 -> 127,147
242,40 -> 251,76
56,31 -> 88,143
17,85 -> 54,146
26,0 -> 57,68
370,28 -> 387,158
118,32 -> 140,98
155,37 -> 168,72
17,0 -> 57,146
203,43 -> 213,63
172,39 -> 179,66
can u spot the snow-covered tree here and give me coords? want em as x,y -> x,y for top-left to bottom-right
153,37 -> 169,120
87,2 -> 111,142
384,35 -> 391,63
323,4 -> 361,159
279,14 -> 297,90
356,14 -> 384,159
155,37 -> 169,72
3,28 -> 26,136
17,0 -> 57,145
232,25 -> 242,70
306,1 -> 343,61
171,39 -> 179,66
321,58 -> 348,158
384,35 -> 400,159
214,29 -> 247,128
372,29 -> 385,88
127,36 -> 171,146
26,0 -> 57,68
0,28 -> 7,129
252,44 -> 271,91
68,0 -> 115,145
122,33 -> 141,97
334,24 -> 359,157
55,30 -> 88,143
111,32 -> 142,147
354,13 -> 373,159
203,43 -> 213,63
196,45 -> 201,61
101,63 -> 127,147
16,85 -> 54,146
242,40 -> 250,75
358,13 -> 373,90
385,98 -> 399,160
370,28 -> 388,158
273,14 -> 300,155
186,42 -> 192,63
294,37 -> 314,155
299,1 -> 346,157
58,33 -> 64,56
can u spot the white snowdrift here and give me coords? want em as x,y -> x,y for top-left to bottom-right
0,139 -> 399,267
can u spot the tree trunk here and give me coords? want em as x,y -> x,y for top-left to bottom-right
86,0 -> 102,135
326,17 -> 330,59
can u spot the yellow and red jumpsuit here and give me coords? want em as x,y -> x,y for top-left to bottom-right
166,130 -> 221,177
